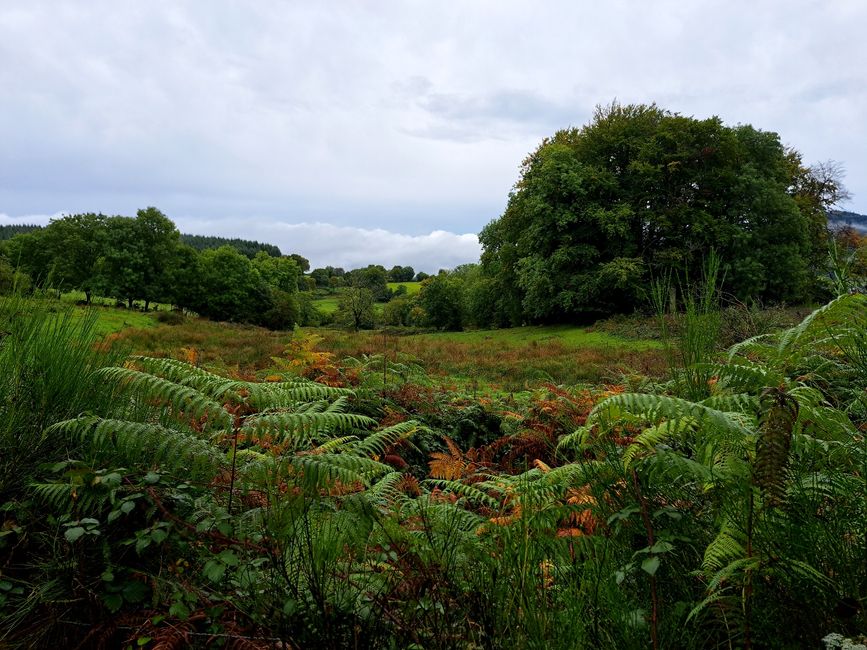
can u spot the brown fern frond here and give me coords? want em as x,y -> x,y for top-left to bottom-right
429,436 -> 477,479
397,474 -> 421,496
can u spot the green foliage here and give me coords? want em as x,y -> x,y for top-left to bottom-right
417,272 -> 464,330
3,294 -> 866,648
0,258 -> 30,295
480,101 -> 828,324
251,251 -> 301,293
189,245 -> 272,323
0,296 -> 125,495
347,264 -> 390,301
0,224 -> 42,240
387,265 -> 415,282
336,287 -> 377,330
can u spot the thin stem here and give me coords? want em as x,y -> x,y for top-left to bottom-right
632,469 -> 659,650
227,423 -> 240,515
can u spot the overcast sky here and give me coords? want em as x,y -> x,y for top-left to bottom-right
1,1 -> 865,271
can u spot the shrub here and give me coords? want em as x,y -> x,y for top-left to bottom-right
154,309 -> 186,325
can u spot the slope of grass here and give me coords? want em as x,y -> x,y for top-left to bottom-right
71,305 -> 158,337
387,281 -> 421,296
61,290 -> 171,311
311,294 -> 341,314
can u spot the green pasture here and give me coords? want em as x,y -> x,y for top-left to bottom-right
410,324 -> 662,351
69,305 -> 158,337
387,281 -> 421,296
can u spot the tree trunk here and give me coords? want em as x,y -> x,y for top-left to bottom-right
128,297 -> 133,309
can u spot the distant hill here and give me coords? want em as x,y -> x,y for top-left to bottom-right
179,234 -> 282,258
829,210 -> 867,233
0,224 -> 42,240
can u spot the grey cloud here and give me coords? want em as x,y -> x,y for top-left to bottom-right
0,0 -> 865,243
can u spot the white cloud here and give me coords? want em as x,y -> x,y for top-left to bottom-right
0,212 -> 57,226
176,218 -> 481,272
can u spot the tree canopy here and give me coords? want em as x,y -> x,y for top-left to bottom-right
479,102 -> 836,324
0,209 -> 304,329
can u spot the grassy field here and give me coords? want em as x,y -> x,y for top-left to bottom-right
387,281 -> 421,295
61,290 -> 171,311
74,305 -> 158,337
103,310 -> 665,388
113,317 -> 292,376
310,293 -> 341,314
310,325 -> 665,389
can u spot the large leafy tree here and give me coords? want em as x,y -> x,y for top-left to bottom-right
191,246 -> 271,322
252,251 -> 301,293
96,208 -> 180,308
480,102 -> 825,323
347,265 -> 390,301
40,213 -> 107,303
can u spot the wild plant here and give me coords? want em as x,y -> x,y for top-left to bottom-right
554,294 -> 867,647
8,354 -> 424,647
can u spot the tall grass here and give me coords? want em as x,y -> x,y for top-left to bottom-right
0,295 -> 124,495
651,253 -> 723,399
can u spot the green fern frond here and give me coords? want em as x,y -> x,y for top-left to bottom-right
699,362 -> 783,392
556,426 -> 593,453
776,293 -> 867,356
96,366 -> 232,429
48,417 -> 223,480
242,411 -> 376,444
351,421 -> 421,458
702,521 -> 746,573
366,471 -> 406,506
31,482 -> 77,511
243,383 -> 355,409
311,436 -> 359,454
292,453 -> 393,489
591,392 -> 753,443
422,479 -> 500,509
131,356 -> 241,401
753,387 -> 798,507
622,417 -> 697,467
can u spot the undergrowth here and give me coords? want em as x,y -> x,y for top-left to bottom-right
1,293 -> 865,648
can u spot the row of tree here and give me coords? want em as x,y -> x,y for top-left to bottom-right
333,264 -> 495,331
0,209 -> 303,328
306,264 -> 428,291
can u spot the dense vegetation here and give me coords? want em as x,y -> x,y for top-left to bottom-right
0,282 -> 865,648
0,224 -> 42,240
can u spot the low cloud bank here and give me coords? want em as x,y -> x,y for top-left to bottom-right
177,219 -> 482,273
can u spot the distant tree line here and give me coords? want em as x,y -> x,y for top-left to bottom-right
180,233 -> 282,259
0,208 -> 305,329
0,224 -> 42,240
306,263 -> 427,293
